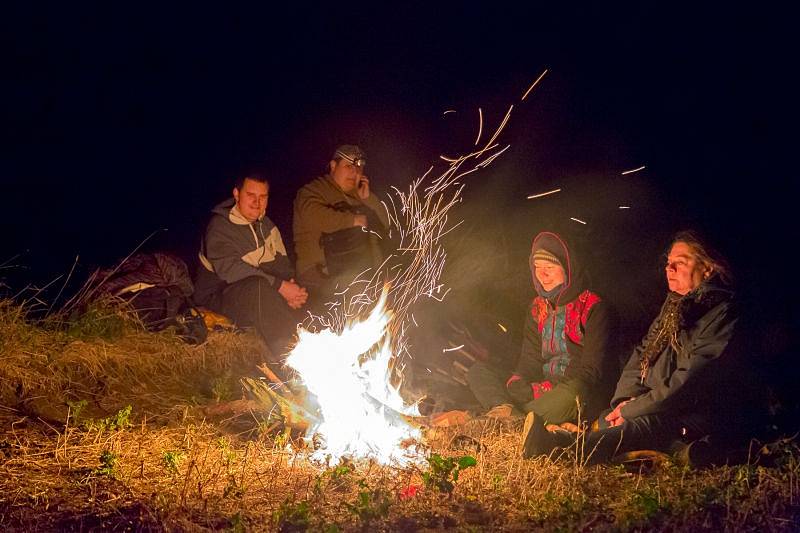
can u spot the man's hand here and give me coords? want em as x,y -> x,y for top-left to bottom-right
278,279 -> 308,309
356,175 -> 370,200
352,214 -> 367,227
604,399 -> 632,427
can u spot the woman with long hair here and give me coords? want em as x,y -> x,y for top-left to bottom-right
523,230 -> 750,465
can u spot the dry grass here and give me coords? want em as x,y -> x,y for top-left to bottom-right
0,298 -> 264,422
1,299 -> 799,531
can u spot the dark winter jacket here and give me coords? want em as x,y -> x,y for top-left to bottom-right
512,232 -> 613,387
613,277 -> 738,420
194,199 -> 293,306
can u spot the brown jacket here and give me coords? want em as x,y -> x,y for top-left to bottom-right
292,175 -> 389,276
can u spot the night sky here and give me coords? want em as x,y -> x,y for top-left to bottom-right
2,4 -> 796,339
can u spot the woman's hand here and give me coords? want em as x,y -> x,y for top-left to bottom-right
604,399 -> 632,427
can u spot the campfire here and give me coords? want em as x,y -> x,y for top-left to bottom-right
286,289 -> 423,465
274,101 -> 524,467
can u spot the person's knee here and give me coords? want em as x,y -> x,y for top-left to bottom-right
624,413 -> 672,435
612,414 -> 683,452
531,386 -> 582,424
221,276 -> 287,320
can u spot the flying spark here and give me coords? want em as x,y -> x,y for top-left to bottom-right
443,344 -> 465,353
570,217 -> 587,225
521,68 -> 549,101
621,165 -> 646,175
527,188 -> 562,200
475,108 -> 483,146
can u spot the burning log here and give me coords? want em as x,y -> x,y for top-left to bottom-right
239,376 -> 318,433
361,389 -> 428,429
256,363 -> 293,395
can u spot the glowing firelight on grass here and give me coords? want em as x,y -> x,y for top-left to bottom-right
285,71 -> 548,466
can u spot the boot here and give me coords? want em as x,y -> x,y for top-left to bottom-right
522,412 -> 559,458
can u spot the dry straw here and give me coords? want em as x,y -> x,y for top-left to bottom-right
1,299 -> 799,530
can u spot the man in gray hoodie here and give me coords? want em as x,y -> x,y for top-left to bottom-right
195,173 -> 308,357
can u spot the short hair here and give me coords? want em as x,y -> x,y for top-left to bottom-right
234,173 -> 269,191
669,230 -> 733,285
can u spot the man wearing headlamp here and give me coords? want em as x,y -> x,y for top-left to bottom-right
292,145 -> 389,301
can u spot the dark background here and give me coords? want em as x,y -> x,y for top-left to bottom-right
1,4 -> 796,351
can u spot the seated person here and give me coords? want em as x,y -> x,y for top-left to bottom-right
523,230 -> 747,465
433,231 -> 615,429
194,172 -> 307,357
292,145 -> 389,303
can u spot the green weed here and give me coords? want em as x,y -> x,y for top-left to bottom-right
84,405 -> 132,431
422,453 -> 477,493
223,476 -> 245,499
615,487 -> 667,530
343,479 -> 392,526
162,450 -> 185,475
66,399 -> 87,423
67,306 -> 127,341
210,371 -> 236,403
216,437 -> 237,468
274,427 -> 291,449
273,498 -> 311,532
94,449 -> 118,477
313,464 -> 353,496
229,511 -> 246,533
532,490 -> 589,526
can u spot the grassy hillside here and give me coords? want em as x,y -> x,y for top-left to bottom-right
1,300 -> 798,531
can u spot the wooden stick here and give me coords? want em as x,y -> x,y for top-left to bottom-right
257,364 -> 293,395
452,360 -> 470,375
457,349 -> 477,363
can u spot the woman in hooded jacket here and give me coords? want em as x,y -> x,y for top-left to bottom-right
523,230 -> 751,465
432,231 -> 616,430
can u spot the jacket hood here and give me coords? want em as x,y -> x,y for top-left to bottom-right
211,198 -> 260,225
529,231 -> 587,304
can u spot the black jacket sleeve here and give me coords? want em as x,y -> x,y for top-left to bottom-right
611,299 -> 671,406
620,300 -> 738,419
512,304 -> 545,382
563,300 -> 611,386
